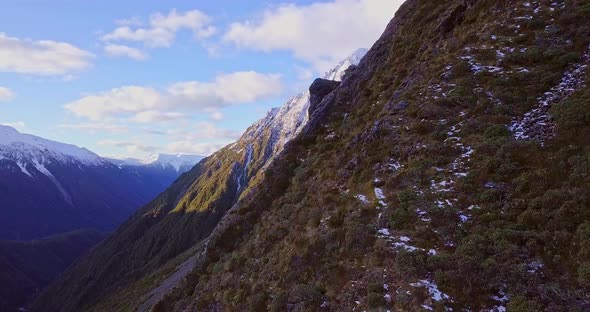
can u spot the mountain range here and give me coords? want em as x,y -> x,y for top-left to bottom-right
0,125 -> 202,241
107,153 -> 204,174
0,125 -> 203,311
10,0 -> 590,311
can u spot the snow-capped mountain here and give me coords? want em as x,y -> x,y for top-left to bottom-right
322,48 -> 368,81
108,153 -> 203,173
0,125 -> 106,168
0,126 -> 197,240
227,48 -> 367,196
242,48 -> 368,160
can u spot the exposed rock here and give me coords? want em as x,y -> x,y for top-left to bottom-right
510,46 -> 590,143
386,100 -> 409,112
308,78 -> 342,118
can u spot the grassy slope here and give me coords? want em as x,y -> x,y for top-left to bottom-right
148,0 -> 590,311
31,112 -> 290,311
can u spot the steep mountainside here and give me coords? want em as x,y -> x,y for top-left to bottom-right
0,126 -> 198,240
0,230 -> 104,312
32,51 -> 365,312
35,0 -> 590,311
142,0 -> 588,311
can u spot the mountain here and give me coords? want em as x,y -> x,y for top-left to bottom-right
31,50 -> 366,312
107,153 -> 204,174
0,230 -> 105,312
35,0 -> 590,311
0,125 -> 200,240
0,127 -> 202,310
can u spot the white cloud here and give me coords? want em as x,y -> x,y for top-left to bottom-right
98,139 -> 157,155
162,122 -> 242,155
1,121 -> 25,131
102,9 -> 216,48
166,122 -> 242,142
210,111 -> 224,121
104,44 -> 148,60
0,87 -> 14,102
0,33 -> 93,75
97,121 -> 238,157
165,141 -> 226,156
65,71 -> 283,121
167,71 -> 283,104
57,122 -> 129,133
132,110 -> 187,123
65,86 -> 162,121
223,0 -> 403,70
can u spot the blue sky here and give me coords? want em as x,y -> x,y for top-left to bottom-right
0,0 -> 401,158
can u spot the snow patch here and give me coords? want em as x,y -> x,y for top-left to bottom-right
0,125 -> 104,166
374,187 -> 388,207
32,160 -> 73,206
510,46 -> 590,143
410,280 -> 450,302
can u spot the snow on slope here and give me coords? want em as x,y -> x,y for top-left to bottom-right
241,48 -> 368,156
108,153 -> 204,172
323,48 -> 368,81
0,125 -> 105,166
144,154 -> 204,172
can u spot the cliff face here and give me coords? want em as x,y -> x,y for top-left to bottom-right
36,0 -> 590,311
148,0 -> 590,311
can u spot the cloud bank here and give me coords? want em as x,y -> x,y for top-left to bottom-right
0,33 -> 93,75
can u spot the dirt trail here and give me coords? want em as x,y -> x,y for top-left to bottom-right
137,256 -> 197,312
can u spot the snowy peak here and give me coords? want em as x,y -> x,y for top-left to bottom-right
240,48 -> 368,156
145,153 -> 204,172
108,153 -> 203,172
0,125 -> 104,166
322,48 -> 368,81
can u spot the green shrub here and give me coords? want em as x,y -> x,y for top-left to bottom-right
484,125 -> 510,139
507,296 -> 543,312
367,292 -> 386,308
551,89 -> 590,138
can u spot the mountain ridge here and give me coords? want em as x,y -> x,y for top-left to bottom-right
0,126 -> 201,240
31,49 -> 366,312
0,125 -> 105,167
106,153 -> 204,172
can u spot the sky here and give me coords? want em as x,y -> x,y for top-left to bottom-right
0,0 -> 403,159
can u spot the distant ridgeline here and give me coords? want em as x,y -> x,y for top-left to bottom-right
0,124 -> 202,240
34,0 -> 590,311
0,125 -> 202,310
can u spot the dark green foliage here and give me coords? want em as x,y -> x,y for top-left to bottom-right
0,230 -> 104,312
484,125 -> 510,139
551,88 -> 590,138
506,296 -> 544,312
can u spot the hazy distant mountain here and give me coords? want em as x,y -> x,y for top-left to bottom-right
0,125 -> 201,240
106,153 -> 204,173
